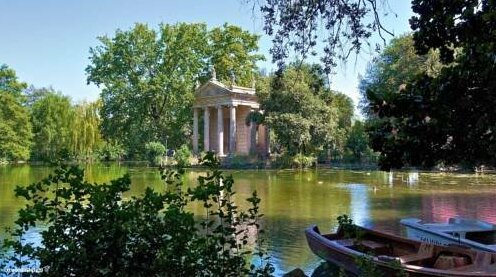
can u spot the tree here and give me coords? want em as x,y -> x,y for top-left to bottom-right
359,35 -> 445,169
260,65 -> 339,156
87,23 -> 263,157
321,90 -> 354,159
24,85 -> 53,107
346,121 -> 369,160
249,0 -> 393,73
30,89 -> 73,161
363,2 -> 496,169
144,141 -> 166,166
407,1 -> 496,168
359,34 -> 443,118
70,101 -> 103,160
209,23 -> 264,86
0,64 -> 32,161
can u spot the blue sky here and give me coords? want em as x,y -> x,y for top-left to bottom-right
0,0 -> 413,110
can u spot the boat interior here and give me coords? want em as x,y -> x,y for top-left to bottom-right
325,228 -> 496,272
446,230 -> 496,245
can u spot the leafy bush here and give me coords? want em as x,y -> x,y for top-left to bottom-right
174,144 -> 192,167
273,153 -> 315,168
0,157 -> 8,165
97,140 -> 126,161
144,141 -> 166,166
228,154 -> 252,169
2,152 -> 274,276
293,153 -> 316,168
223,154 -> 266,169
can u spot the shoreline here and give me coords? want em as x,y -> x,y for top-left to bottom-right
2,160 -> 495,175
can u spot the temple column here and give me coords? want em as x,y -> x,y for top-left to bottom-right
192,108 -> 199,154
229,105 -> 236,155
204,107 -> 210,152
250,113 -> 257,154
265,126 -> 271,157
217,105 -> 224,156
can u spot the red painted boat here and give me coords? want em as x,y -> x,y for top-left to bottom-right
305,225 -> 496,276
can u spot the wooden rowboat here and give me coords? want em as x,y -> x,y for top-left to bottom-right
401,217 -> 496,252
305,224 -> 496,276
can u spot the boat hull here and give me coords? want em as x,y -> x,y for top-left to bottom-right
305,225 -> 496,277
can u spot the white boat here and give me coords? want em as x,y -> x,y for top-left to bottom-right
401,217 -> 496,252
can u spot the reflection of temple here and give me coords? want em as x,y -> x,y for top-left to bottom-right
192,72 -> 269,156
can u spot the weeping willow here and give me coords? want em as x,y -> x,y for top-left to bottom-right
69,101 -> 103,161
30,91 -> 103,162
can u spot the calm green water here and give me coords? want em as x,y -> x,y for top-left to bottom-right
2,164 -> 496,275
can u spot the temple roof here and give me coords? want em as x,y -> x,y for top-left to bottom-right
193,79 -> 258,108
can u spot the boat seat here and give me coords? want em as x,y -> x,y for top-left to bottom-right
454,251 -> 492,271
360,240 -> 387,250
334,239 -> 355,247
399,243 -> 435,263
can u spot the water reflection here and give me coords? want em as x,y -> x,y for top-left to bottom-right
347,184 -> 370,227
2,166 -> 496,275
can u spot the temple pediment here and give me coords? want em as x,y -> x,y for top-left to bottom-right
195,80 -> 231,97
194,79 -> 259,108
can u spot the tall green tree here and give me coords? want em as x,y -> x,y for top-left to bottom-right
87,23 -> 262,157
31,90 -> 73,161
359,34 -> 445,169
70,101 -> 103,160
363,2 -> 496,169
406,0 -> 496,168
359,34 -> 443,118
346,121 -> 370,160
209,24 -> 264,86
255,63 -> 354,160
0,64 -> 32,161
260,65 -> 339,156
321,90 -> 354,158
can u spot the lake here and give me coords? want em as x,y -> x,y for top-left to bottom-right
2,164 -> 496,275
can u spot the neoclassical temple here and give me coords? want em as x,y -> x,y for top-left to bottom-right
192,75 -> 269,157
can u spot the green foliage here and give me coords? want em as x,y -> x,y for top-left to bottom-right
336,214 -> 357,239
209,24 -> 264,87
3,153 -> 274,276
0,64 -> 32,161
224,154 -> 261,169
359,34 -> 445,170
259,63 -> 354,163
144,141 -> 166,166
174,144 -> 192,167
355,254 -> 382,277
69,101 -> 103,161
97,140 -> 126,161
363,4 -> 496,170
261,64 -> 339,156
86,23 -> 263,157
323,91 -> 355,159
388,259 -> 408,277
359,34 -> 443,118
30,89 -> 74,161
292,154 -> 315,169
346,121 -> 370,161
272,153 -> 315,169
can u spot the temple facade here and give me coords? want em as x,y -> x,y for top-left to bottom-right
192,76 -> 269,157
